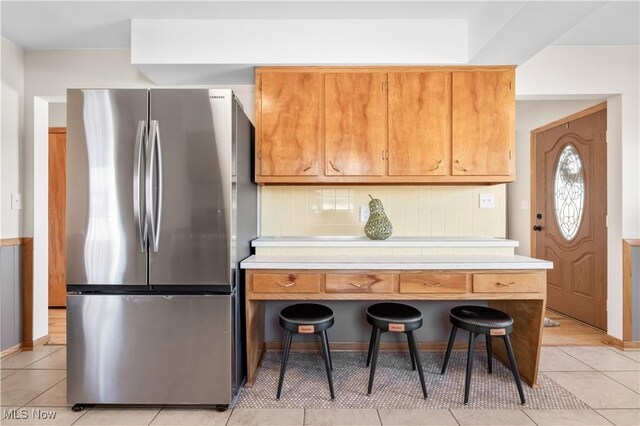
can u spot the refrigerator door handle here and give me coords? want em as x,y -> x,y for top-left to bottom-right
146,120 -> 163,253
133,120 -> 147,252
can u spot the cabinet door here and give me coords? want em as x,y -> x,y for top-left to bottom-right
325,73 -> 387,176
388,72 -> 451,176
259,72 -> 322,176
452,70 -> 515,176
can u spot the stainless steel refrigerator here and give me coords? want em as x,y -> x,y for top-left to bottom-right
66,89 -> 256,408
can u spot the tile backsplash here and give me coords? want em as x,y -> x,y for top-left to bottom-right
260,185 -> 506,238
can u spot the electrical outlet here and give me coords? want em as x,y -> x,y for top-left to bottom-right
360,206 -> 370,223
11,193 -> 22,210
479,194 -> 495,209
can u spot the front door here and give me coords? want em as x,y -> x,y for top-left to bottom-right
533,105 -> 607,330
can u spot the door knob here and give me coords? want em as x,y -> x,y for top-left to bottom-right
533,225 -> 542,232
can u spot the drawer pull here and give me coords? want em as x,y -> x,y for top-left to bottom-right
276,281 -> 296,288
423,281 -> 442,287
349,282 -> 363,288
496,281 -> 516,287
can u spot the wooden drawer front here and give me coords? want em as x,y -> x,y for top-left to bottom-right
253,273 -> 321,293
399,273 -> 469,293
326,274 -> 394,293
473,273 -> 544,293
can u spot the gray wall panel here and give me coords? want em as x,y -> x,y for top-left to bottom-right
1,247 -> 18,351
264,300 -> 488,343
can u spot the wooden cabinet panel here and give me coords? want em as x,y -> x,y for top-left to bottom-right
259,72 -> 322,176
326,273 -> 394,293
253,273 -> 321,293
325,73 -> 387,176
452,70 -> 515,176
388,72 -> 451,176
399,273 -> 469,293
473,273 -> 544,293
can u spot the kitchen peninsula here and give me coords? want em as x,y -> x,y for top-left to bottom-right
241,237 -> 553,389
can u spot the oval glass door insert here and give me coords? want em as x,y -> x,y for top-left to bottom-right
554,144 -> 585,240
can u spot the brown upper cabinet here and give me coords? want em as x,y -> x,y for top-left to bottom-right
452,70 -> 515,176
325,73 -> 387,176
388,72 -> 451,176
255,66 -> 515,184
257,72 -> 322,176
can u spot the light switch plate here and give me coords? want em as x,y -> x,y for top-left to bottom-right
11,193 -> 22,210
360,206 -> 370,223
479,194 -> 495,209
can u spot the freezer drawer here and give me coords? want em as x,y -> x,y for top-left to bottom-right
67,294 -> 233,405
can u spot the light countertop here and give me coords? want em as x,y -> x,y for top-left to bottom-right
240,254 -> 552,270
251,236 -> 519,248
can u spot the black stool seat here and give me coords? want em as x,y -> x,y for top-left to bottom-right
280,303 -> 334,333
441,305 -> 525,405
449,305 -> 514,334
365,302 -> 427,399
366,303 -> 423,331
276,303 -> 335,400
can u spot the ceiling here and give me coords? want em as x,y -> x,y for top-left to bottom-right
2,1 -> 638,50
2,1 -> 638,84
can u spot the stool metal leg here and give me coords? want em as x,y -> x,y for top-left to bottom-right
276,331 -> 293,400
366,326 -> 376,367
409,343 -> 417,371
322,330 -> 333,371
407,330 -> 428,399
441,325 -> 458,375
464,332 -> 477,404
319,330 -> 335,399
503,334 -> 526,405
367,327 -> 382,395
486,334 -> 493,374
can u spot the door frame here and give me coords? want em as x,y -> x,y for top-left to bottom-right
48,126 -> 66,308
529,101 -> 608,322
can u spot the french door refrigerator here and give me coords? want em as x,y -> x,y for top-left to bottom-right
66,89 -> 256,407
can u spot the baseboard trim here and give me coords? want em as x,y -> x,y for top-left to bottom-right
22,334 -> 50,351
623,341 -> 640,349
265,340 -> 486,352
0,343 -> 24,359
602,334 -> 625,350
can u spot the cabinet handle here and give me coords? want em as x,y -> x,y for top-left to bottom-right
454,160 -> 468,172
349,282 -> 363,288
276,281 -> 296,288
496,281 -> 516,287
428,159 -> 443,171
329,160 -> 342,173
424,282 -> 442,287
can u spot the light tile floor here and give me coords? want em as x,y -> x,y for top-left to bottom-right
1,345 -> 639,425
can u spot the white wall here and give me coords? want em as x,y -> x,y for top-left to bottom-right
1,38 -> 24,239
22,48 -> 254,340
515,45 -> 640,339
48,102 -> 66,127
509,99 -> 603,255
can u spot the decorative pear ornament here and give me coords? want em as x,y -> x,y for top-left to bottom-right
364,194 -> 393,240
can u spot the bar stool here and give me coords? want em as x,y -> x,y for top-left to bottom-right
365,302 -> 428,399
441,305 -> 525,405
276,303 -> 335,400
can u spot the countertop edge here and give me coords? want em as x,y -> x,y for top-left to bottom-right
240,255 -> 553,270
251,237 -> 519,248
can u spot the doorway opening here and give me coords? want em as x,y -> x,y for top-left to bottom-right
531,102 -> 608,343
